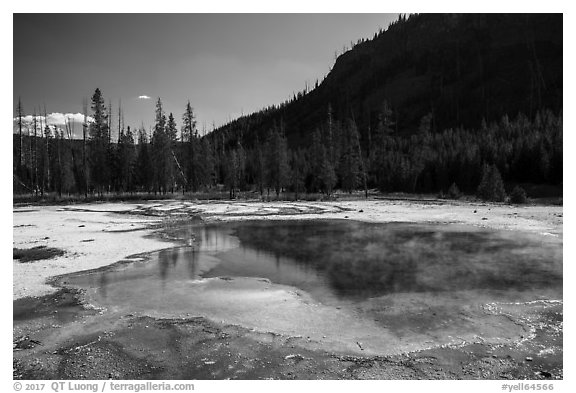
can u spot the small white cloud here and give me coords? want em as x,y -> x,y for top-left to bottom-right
138,95 -> 151,100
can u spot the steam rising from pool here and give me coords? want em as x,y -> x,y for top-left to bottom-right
63,220 -> 562,355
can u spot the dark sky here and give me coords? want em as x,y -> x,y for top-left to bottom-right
14,13 -> 397,134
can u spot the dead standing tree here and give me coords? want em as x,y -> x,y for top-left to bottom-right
17,98 -> 23,171
64,116 -> 79,190
82,98 -> 88,198
42,105 -> 50,196
32,109 -> 38,195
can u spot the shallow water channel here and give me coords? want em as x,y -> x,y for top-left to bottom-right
63,220 -> 562,355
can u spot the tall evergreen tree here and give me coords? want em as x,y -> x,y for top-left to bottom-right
225,149 -> 239,199
477,164 -> 506,202
117,126 -> 136,192
151,98 -> 170,193
135,128 -> 152,192
88,88 -> 110,195
254,137 -> 265,196
372,101 -> 395,191
181,101 -> 197,142
319,149 -> 337,196
310,128 -> 336,195
265,127 -> 289,197
290,148 -> 307,200
166,112 -> 180,191
200,137 -> 216,189
339,119 -> 362,193
181,102 -> 200,191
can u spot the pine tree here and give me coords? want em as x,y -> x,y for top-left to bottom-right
310,128 -> 336,195
310,128 -> 324,192
372,101 -> 395,191
117,126 -> 136,192
200,137 -> 216,188
339,119 -> 362,193
320,150 -> 336,197
182,102 -> 199,191
88,88 -> 110,195
166,112 -> 178,145
181,101 -> 196,142
290,149 -> 307,200
151,98 -> 170,194
236,142 -> 247,191
477,164 -> 506,202
327,104 -> 335,166
135,128 -> 152,192
255,136 -> 265,196
265,126 -> 289,197
510,185 -> 527,204
225,149 -> 239,199
166,112 -> 179,191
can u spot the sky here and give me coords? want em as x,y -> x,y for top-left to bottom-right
13,13 -> 397,138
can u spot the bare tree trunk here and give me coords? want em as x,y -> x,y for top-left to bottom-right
108,99 -> 113,194
44,105 -> 50,195
108,99 -> 113,146
39,113 -> 45,196
117,100 -> 123,193
32,110 -> 38,196
354,123 -> 368,199
57,130 -> 62,197
28,115 -> 32,190
17,98 -> 23,170
118,99 -> 122,143
83,99 -> 88,198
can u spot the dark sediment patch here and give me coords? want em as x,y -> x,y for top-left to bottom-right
13,288 -> 98,324
13,246 -> 65,263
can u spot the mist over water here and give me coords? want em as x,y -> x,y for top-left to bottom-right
69,220 -> 562,306
59,220 -> 562,353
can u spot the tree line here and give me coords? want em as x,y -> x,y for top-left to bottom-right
14,91 -> 210,197
212,104 -> 561,201
13,88 -> 562,201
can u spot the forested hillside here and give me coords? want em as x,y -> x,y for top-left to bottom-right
206,13 -> 562,196
13,14 -> 562,199
211,14 -> 561,146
